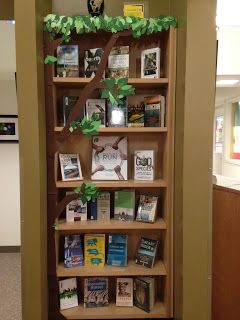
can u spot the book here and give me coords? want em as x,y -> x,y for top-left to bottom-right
86,99 -> 106,127
135,237 -> 158,268
116,278 -> 133,306
127,102 -> 145,127
133,277 -> 155,312
114,190 -> 135,221
97,192 -> 111,221
107,100 -> 127,127
57,45 -> 79,77
144,95 -> 165,127
60,95 -> 81,127
90,198 -> 98,220
123,4 -> 144,18
134,150 -> 154,181
107,234 -> 128,267
84,234 -> 105,267
108,46 -> 129,78
136,195 -> 158,223
64,235 -> 84,267
91,136 -> 128,180
84,48 -> 104,78
59,153 -> 83,181
141,48 -> 160,79
84,277 -> 108,308
66,191 -> 87,222
59,278 -> 78,310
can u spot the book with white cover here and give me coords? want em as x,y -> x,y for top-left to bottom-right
59,277 -> 78,310
134,150 -> 154,181
108,46 -> 129,78
141,47 -> 160,79
116,278 -> 133,307
66,191 -> 87,222
59,153 -> 83,181
91,136 -> 128,180
85,99 -> 106,127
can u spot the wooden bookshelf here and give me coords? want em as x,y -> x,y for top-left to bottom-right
56,179 -> 167,188
57,260 -> 167,277
44,26 -> 176,319
57,218 -> 167,232
61,302 -> 167,319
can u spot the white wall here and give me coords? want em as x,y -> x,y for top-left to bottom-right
0,21 -> 20,246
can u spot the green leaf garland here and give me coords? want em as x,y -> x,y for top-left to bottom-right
69,113 -> 101,137
44,14 -> 177,41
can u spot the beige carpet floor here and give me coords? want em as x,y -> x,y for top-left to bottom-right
0,253 -> 21,320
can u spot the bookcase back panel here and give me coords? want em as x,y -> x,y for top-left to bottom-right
54,31 -> 169,78
56,134 -> 165,180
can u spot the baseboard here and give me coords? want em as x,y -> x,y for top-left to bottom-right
0,246 -> 21,253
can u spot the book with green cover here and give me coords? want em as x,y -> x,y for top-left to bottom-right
114,190 -> 135,221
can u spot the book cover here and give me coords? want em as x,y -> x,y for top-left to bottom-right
66,191 -> 87,222
114,190 -> 135,221
60,96 -> 82,127
141,48 -> 160,79
107,234 -> 128,267
57,45 -> 79,77
64,235 -> 84,268
108,46 -> 129,78
91,136 -> 128,180
90,198 -> 97,220
133,277 -> 155,312
135,237 -> 158,268
84,277 -> 109,308
84,234 -> 105,267
97,192 -> 110,221
84,48 -> 104,78
127,102 -> 145,127
116,278 -> 133,306
107,101 -> 127,127
136,195 -> 158,223
86,99 -> 106,127
134,150 -> 154,181
59,277 -> 78,310
59,154 -> 83,181
144,95 -> 165,127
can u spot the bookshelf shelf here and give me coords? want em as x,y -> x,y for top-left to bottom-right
56,179 -> 167,188
60,302 -> 167,319
53,77 -> 169,88
57,218 -> 167,232
54,127 -> 168,133
57,260 -> 167,277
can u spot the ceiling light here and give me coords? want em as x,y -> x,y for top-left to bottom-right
216,79 -> 240,86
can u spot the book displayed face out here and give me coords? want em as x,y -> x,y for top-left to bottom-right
91,136 -> 128,180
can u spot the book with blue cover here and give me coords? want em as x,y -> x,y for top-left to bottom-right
107,234 -> 128,267
135,237 -> 158,268
84,277 -> 109,308
64,235 -> 84,268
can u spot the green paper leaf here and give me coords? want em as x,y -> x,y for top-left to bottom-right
44,55 -> 57,64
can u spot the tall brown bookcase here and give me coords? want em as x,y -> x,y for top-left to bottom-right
44,26 -> 176,320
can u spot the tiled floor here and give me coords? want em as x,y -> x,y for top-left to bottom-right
0,253 -> 21,320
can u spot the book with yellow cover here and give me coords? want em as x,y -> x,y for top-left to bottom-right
123,4 -> 144,18
84,234 -> 105,267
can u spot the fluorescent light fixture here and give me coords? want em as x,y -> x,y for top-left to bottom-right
6,20 -> 15,24
216,79 -> 240,86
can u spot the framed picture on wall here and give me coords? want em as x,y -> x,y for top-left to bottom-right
0,115 -> 19,142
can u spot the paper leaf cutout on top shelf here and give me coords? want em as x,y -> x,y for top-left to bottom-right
74,182 -> 101,205
69,113 -> 101,137
44,14 -> 177,41
44,55 -> 58,64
